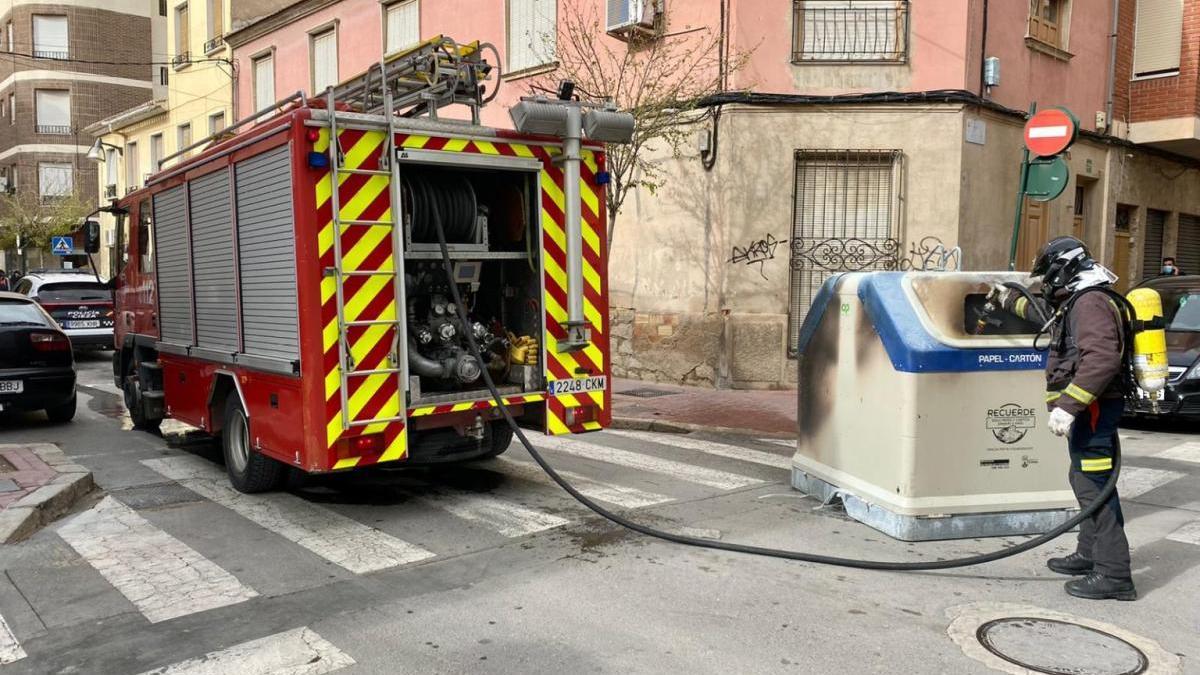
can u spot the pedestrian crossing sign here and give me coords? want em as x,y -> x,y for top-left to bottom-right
51,236 -> 73,255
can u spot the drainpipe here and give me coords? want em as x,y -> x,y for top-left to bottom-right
1104,0 -> 1120,134
979,0 -> 989,96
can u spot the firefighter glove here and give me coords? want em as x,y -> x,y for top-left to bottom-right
1048,407 -> 1075,437
991,283 -> 1015,307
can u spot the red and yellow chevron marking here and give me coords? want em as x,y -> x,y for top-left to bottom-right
408,393 -> 546,418
314,127 -> 407,469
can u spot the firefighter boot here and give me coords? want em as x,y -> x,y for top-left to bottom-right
1064,572 -> 1137,601
1046,552 -> 1093,576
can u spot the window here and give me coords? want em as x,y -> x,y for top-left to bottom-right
177,123 -> 192,157
311,28 -> 337,92
174,3 -> 190,61
34,89 -> 70,134
205,0 -> 224,52
507,0 -> 556,73
1133,0 -> 1183,77
385,0 -> 420,54
104,148 -> 118,187
6,23 -> 13,54
150,133 -> 164,171
253,53 -> 274,110
787,150 -> 900,355
208,110 -> 225,135
38,163 -> 72,199
792,1 -> 910,63
159,66 -> 169,86
159,0 -> 167,17
32,15 -> 68,59
1027,0 -> 1068,50
126,141 -> 139,191
1,97 -> 5,118
138,199 -> 154,273
7,94 -> 13,125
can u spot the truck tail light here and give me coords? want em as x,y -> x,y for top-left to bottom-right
306,128 -> 329,168
338,433 -> 385,458
564,405 -> 597,426
30,332 -> 71,351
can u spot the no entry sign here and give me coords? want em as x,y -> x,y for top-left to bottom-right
1023,107 -> 1078,157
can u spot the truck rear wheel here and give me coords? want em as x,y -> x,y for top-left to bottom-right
222,395 -> 283,493
479,421 -> 514,459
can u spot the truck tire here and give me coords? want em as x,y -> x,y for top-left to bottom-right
221,395 -> 283,493
45,394 -> 76,423
123,369 -> 161,432
479,421 -> 514,459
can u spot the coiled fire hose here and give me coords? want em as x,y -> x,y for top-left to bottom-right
426,186 -> 1119,571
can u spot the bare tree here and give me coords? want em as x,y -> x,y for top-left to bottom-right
532,1 -> 747,245
0,190 -> 93,258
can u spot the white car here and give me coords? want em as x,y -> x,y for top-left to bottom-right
13,271 -> 115,349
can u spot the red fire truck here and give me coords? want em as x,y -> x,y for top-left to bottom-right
110,38 -> 614,492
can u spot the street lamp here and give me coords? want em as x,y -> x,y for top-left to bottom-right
85,138 -> 122,162
509,81 -> 635,351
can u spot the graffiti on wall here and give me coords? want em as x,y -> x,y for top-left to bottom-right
900,236 -> 962,272
728,234 -> 788,279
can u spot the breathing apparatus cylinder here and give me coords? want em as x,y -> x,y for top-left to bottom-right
1126,287 -> 1168,408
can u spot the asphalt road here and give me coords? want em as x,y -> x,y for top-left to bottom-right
1,350 -> 1198,674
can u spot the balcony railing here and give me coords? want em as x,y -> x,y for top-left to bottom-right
172,52 -> 191,68
32,49 -> 69,60
204,36 -> 224,54
35,124 -> 71,135
792,0 -> 910,63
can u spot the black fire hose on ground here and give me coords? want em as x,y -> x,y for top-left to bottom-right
426,194 -> 1118,571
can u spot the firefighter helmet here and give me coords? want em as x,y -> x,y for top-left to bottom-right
1032,235 -> 1094,300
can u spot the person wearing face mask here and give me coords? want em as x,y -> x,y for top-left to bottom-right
1159,257 -> 1182,277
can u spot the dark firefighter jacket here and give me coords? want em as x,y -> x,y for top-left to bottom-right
1004,289 -> 1125,416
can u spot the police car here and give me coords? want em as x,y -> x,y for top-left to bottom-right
13,270 -> 115,349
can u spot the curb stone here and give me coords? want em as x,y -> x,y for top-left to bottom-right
0,443 -> 94,545
610,416 -> 796,439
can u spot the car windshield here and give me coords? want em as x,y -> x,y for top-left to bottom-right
36,281 -> 111,303
0,299 -> 50,326
1160,290 -> 1200,332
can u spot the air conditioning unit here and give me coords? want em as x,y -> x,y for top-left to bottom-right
607,0 -> 658,38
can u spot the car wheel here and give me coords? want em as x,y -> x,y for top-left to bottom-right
221,395 -> 283,493
45,394 -> 76,423
478,421 -> 514,459
123,370 -> 161,432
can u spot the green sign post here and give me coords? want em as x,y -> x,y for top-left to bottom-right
1007,104 -> 1080,270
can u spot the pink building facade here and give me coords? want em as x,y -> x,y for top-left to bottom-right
227,1 -> 1200,389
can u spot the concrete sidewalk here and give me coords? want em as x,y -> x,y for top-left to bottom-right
611,378 -> 796,437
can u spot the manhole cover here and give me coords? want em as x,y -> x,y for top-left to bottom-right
976,617 -> 1149,675
619,388 -> 679,399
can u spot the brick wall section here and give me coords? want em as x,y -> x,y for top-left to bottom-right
0,5 -> 152,82
0,81 -> 152,149
1127,0 -> 1200,123
1111,0 -> 1135,127
1,152 -> 98,204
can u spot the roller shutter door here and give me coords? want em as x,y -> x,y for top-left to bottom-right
235,146 -> 299,363
1142,209 -> 1166,278
189,170 -> 238,353
153,186 -> 192,346
1177,213 -> 1200,276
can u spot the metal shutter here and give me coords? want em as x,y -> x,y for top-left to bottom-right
189,170 -> 237,353
235,146 -> 299,362
1142,209 -> 1166,278
1177,214 -> 1200,277
153,186 -> 193,346
1133,0 -> 1183,77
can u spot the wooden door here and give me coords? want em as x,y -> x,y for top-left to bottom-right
1112,231 -> 1131,292
1017,199 -> 1048,271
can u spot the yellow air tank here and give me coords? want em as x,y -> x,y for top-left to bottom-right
1126,287 -> 1169,403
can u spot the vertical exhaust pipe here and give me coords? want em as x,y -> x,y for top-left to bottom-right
562,105 -> 588,350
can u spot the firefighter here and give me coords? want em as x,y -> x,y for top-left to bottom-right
995,236 -> 1137,601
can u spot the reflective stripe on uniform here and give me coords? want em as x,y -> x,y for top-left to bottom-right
1064,383 -> 1096,405
1045,390 -> 1062,402
1014,296 -> 1029,319
1081,457 -> 1113,472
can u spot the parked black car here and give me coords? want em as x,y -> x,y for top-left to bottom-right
0,291 -> 76,422
1126,275 -> 1200,420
